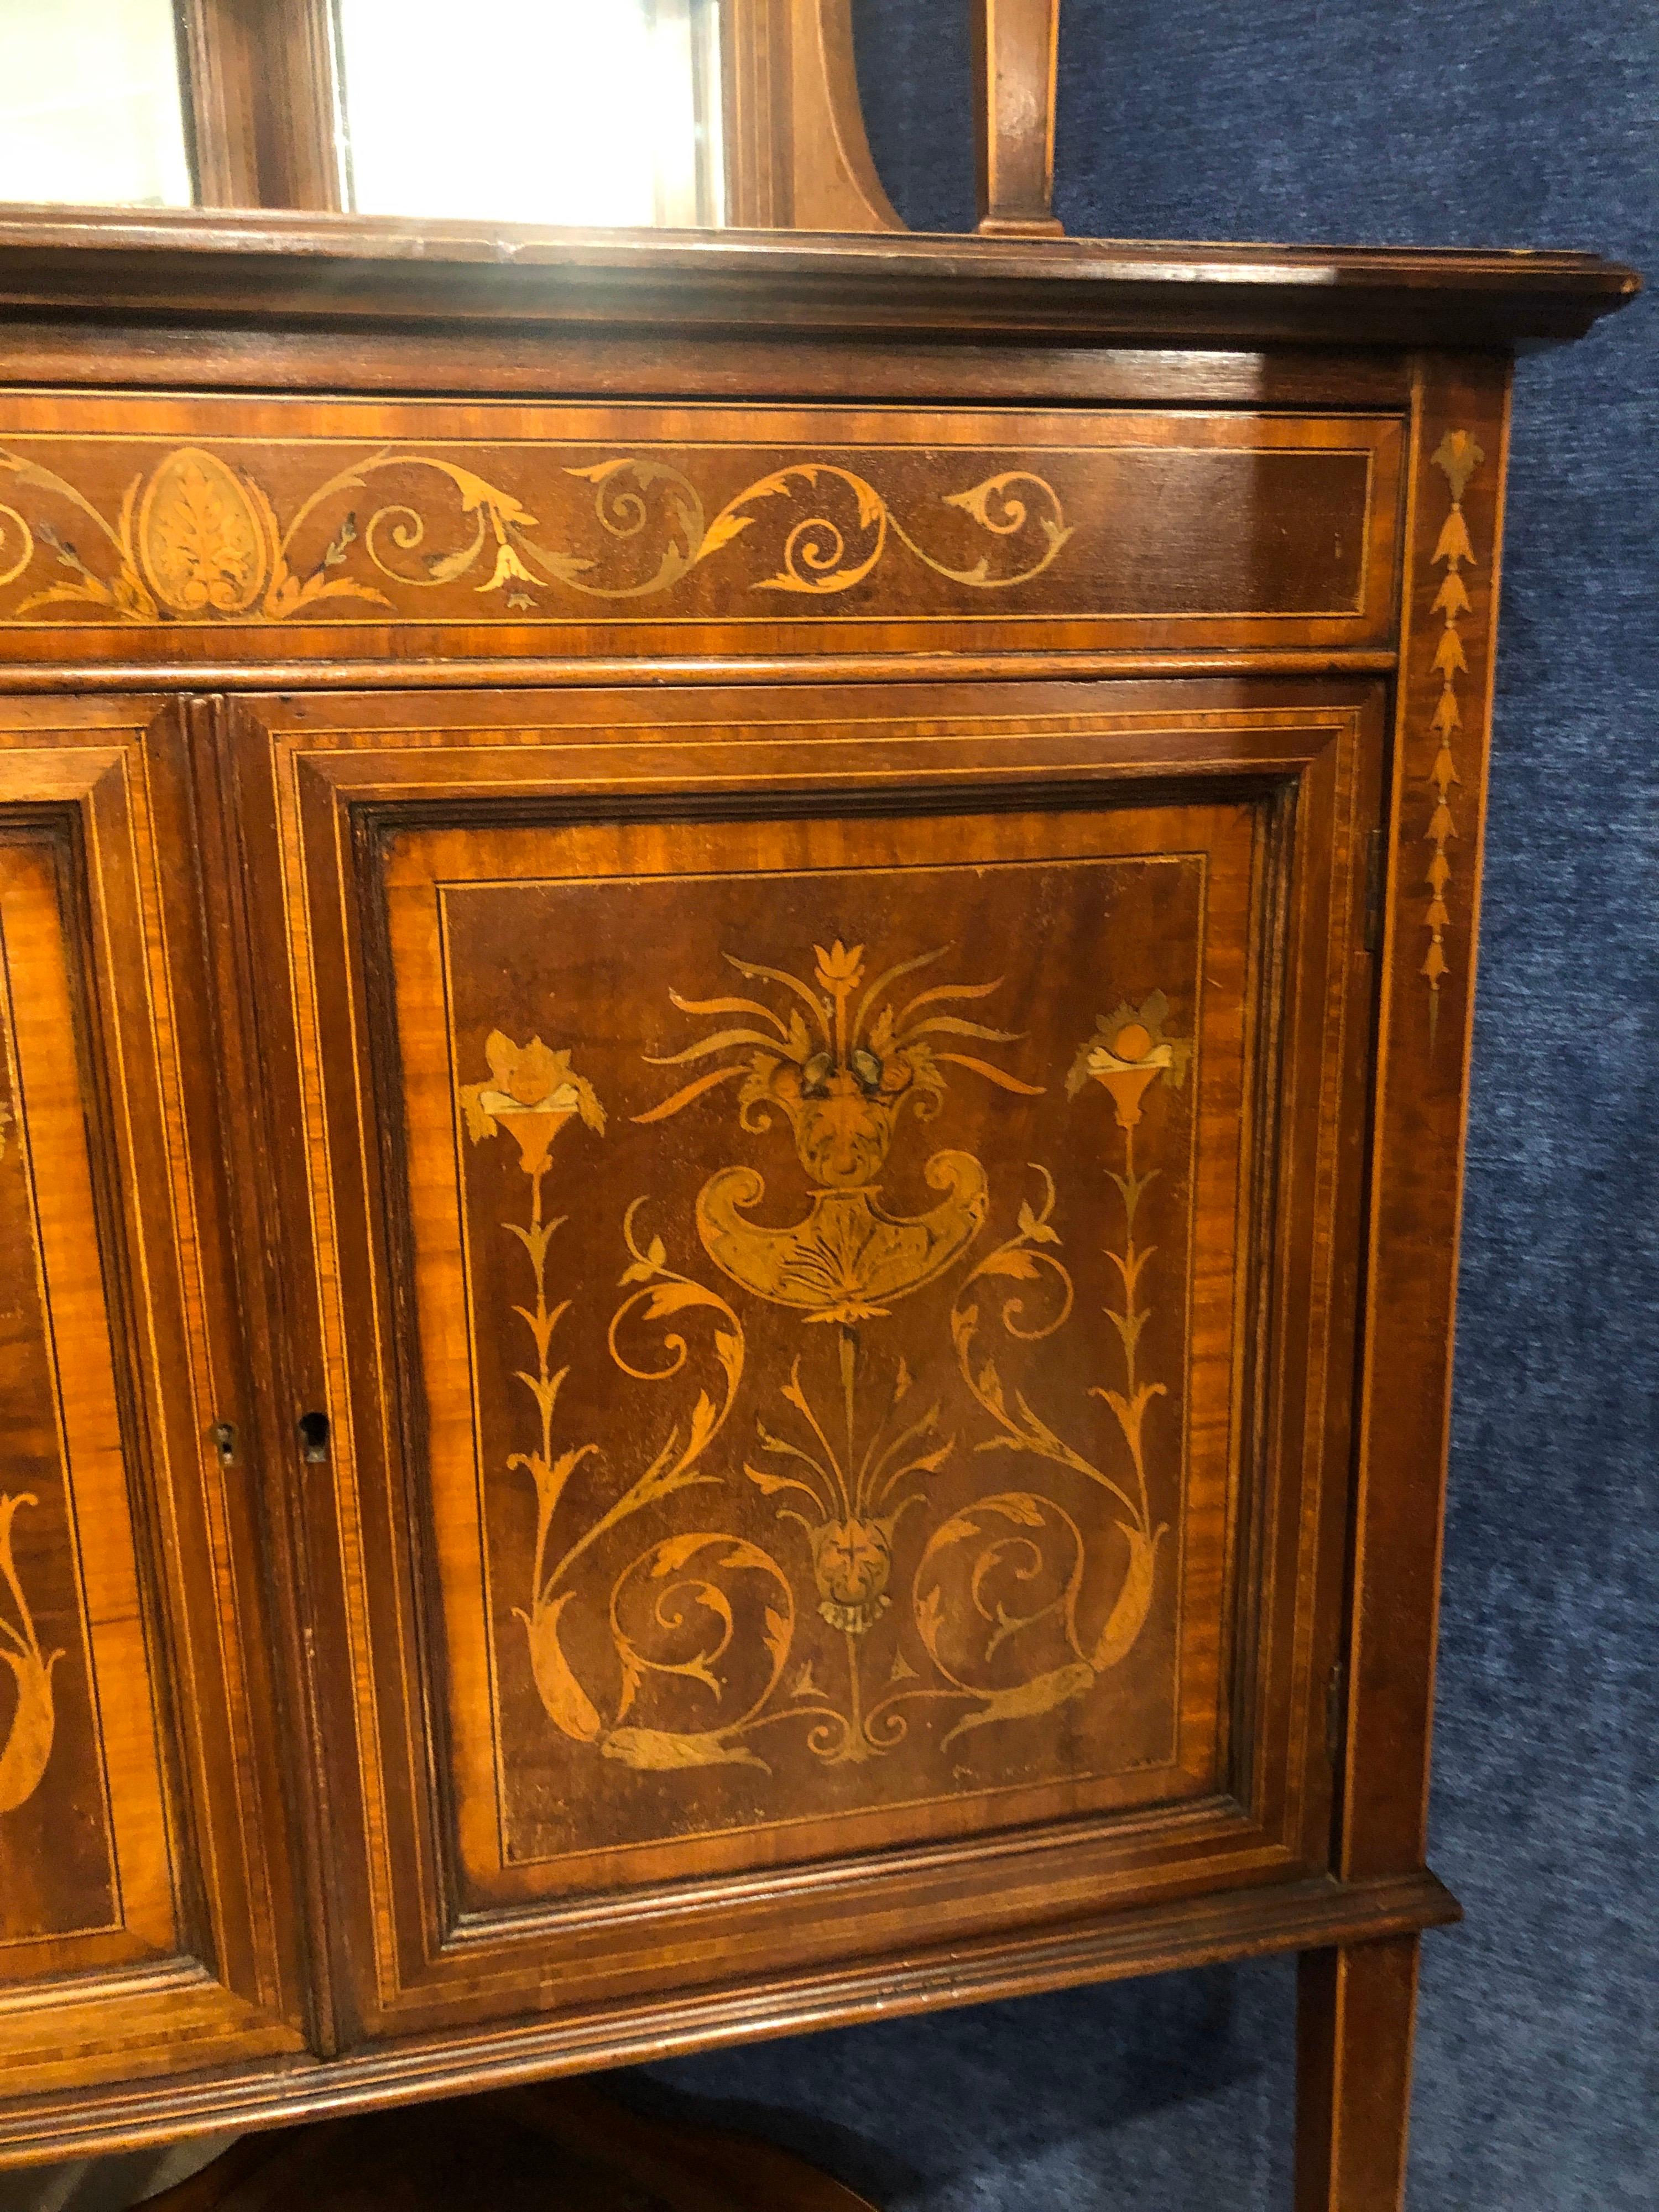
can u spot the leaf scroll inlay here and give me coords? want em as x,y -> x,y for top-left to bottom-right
0,444 -> 1074,624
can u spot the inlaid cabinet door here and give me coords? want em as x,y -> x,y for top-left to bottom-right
0,701 -> 301,2115
232,681 -> 1381,2048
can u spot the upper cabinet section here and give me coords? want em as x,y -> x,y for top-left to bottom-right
0,393 -> 1402,666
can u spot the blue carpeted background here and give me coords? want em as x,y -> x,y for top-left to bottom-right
627,6 -> 1658,2203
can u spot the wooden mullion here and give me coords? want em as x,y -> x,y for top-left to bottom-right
265,0 -> 343,212
178,0 -> 342,212
177,0 -> 263,208
721,0 -> 791,227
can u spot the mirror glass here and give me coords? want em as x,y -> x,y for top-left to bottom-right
332,0 -> 725,228
0,0 -> 191,207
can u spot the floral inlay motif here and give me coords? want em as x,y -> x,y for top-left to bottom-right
462,943 -> 1191,1780
635,938 -> 1042,1323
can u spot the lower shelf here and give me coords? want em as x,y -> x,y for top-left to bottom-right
143,2082 -> 877,2212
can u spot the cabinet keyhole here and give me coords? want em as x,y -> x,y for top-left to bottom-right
298,1411 -> 331,1463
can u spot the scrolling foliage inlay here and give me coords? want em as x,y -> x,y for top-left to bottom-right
460,923 -> 1193,1805
0,445 -> 1070,624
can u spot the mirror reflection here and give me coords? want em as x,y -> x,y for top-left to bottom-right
0,0 -> 192,208
332,0 -> 725,227
0,0 -> 911,236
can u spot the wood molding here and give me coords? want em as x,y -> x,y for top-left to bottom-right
0,1870 -> 1455,2168
721,0 -> 791,226
0,648 -> 1401,696
263,0 -> 343,212
786,0 -> 904,231
0,212 -> 1632,348
0,321 -> 1419,406
176,2 -> 262,208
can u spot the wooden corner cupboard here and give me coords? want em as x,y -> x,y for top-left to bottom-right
0,208 -> 1636,2208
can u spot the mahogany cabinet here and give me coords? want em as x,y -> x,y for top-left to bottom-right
0,213 -> 1636,2204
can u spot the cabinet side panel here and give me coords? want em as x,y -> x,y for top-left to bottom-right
1342,353 -> 1512,1881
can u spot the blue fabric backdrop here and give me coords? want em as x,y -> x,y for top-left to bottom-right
628,8 -> 1658,2203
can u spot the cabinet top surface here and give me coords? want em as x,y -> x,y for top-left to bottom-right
0,207 -> 1638,353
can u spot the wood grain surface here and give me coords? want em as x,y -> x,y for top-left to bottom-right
0,396 -> 1401,665
196,676 -> 1376,2052
0,702 -> 301,2100
0,207 -> 1634,2201
0,210 -> 1635,348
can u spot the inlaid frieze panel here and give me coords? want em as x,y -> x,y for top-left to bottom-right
0,397 -> 1401,659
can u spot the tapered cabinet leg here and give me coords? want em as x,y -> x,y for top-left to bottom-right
1296,1934 -> 1422,2212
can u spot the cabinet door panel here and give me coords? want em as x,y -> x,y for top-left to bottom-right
409,809 -> 1235,1896
237,681 -> 1378,2044
0,703 -> 300,2112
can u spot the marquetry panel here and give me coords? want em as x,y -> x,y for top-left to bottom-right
233,679 -> 1380,2039
0,396 -> 1402,662
0,702 -> 299,2099
405,811 -> 1231,1901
